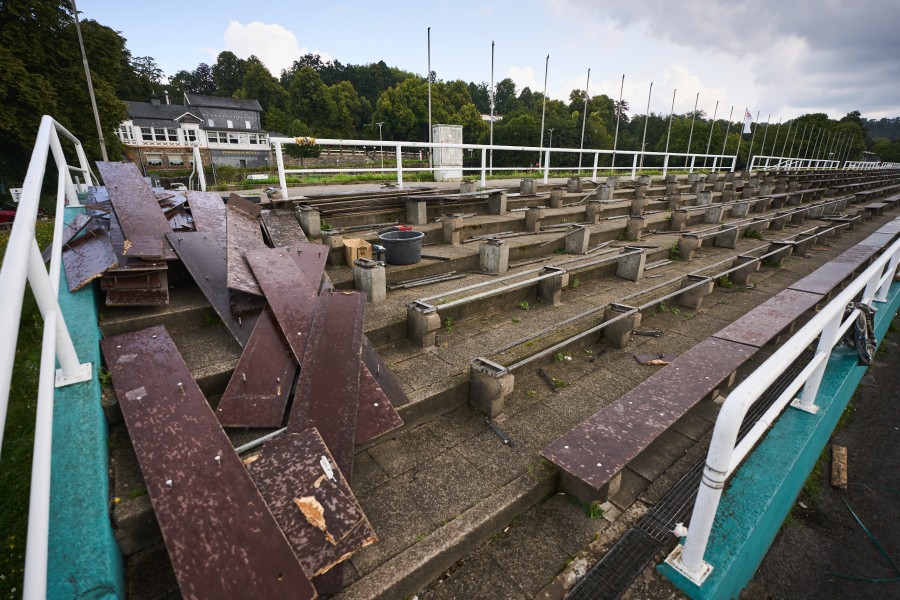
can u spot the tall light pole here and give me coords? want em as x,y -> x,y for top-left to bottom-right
72,0 -> 108,161
639,81 -> 653,170
719,105 -> 734,169
538,54 -> 550,169
664,88 -> 676,157
578,68 -> 591,172
427,27 -> 432,169
489,41 -> 495,175
770,117 -> 782,156
780,120 -> 792,156
611,74 -> 625,171
376,122 -> 384,170
704,100 -> 719,166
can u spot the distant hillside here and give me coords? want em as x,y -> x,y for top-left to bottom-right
864,117 -> 900,141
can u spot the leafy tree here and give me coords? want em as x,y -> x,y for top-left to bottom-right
494,78 -> 519,114
212,51 -> 248,97
168,63 -> 216,98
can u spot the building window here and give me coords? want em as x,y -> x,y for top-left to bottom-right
185,129 -> 197,142
168,156 -> 184,166
167,128 -> 179,142
141,127 -> 153,141
207,131 -> 221,144
146,154 -> 163,166
248,134 -> 258,145
227,119 -> 233,129
208,119 -> 215,127
245,120 -> 252,129
154,127 -> 165,139
229,133 -> 240,144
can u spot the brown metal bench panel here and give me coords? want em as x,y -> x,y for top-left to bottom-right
356,363 -> 403,444
287,290 -> 366,478
167,232 -> 259,347
106,207 -> 168,274
97,162 -> 177,260
185,191 -> 226,243
44,213 -> 92,263
788,245 -> 879,295
713,289 -> 822,348
262,209 -> 309,247
62,228 -> 118,292
244,429 -> 377,579
226,203 -> 268,296
246,247 -> 322,363
877,219 -> 900,236
100,325 -> 315,600
216,309 -> 296,428
541,337 -> 756,492
361,338 -> 410,408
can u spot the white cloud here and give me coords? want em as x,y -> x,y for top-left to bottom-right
221,20 -> 333,76
506,65 -> 540,92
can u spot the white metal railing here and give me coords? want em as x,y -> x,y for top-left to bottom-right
271,136 -> 737,197
844,161 -> 900,171
749,155 -> 840,172
665,235 -> 900,585
0,115 -> 94,599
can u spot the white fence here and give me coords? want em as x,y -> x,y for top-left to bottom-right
748,155 -> 841,172
0,116 -> 94,599
271,136 -> 737,197
844,161 -> 900,170
665,235 -> 900,585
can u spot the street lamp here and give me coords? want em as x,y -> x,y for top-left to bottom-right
376,122 -> 384,170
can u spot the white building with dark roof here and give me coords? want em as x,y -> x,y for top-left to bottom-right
115,93 -> 271,172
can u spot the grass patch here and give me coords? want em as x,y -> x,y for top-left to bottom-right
0,219 -> 56,598
716,274 -> 733,288
744,229 -> 764,240
670,243 -> 684,261
444,316 -> 453,332
517,300 -> 530,311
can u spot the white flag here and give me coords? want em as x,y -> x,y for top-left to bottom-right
742,109 -> 753,134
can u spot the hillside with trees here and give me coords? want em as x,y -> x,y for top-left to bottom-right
1,0 -> 895,187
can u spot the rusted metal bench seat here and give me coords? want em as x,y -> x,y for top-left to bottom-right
713,288 -> 823,348
540,337 -> 757,503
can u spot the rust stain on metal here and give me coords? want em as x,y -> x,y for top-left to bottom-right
262,210 -> 308,246
216,309 -> 296,428
541,337 -> 757,491
226,204 -> 267,296
186,191 -> 227,243
62,228 -> 118,291
713,289 -> 822,348
43,213 -> 92,263
245,429 -> 377,578
245,248 -> 322,363
287,290 -> 366,478
100,270 -> 166,291
288,241 -> 328,291
97,162 -> 176,260
356,363 -> 403,445
167,232 -> 259,347
105,287 -> 169,306
99,326 -> 315,600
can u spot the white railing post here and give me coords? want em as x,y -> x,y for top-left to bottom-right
396,144 -> 404,189
794,311 -> 842,412
480,148 -> 487,188
275,142 -> 288,199
543,149 -> 550,184
662,154 -> 670,178
689,155 -> 696,174
47,128 -> 79,206
193,144 -> 207,191
592,152 -> 599,180
631,153 -> 638,179
21,311 -> 57,600
26,238 -> 91,387
73,142 -> 93,188
711,156 -> 718,172
876,253 -> 900,302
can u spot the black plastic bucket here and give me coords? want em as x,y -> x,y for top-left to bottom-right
378,230 -> 425,265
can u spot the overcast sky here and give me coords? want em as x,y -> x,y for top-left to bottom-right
81,0 -> 900,121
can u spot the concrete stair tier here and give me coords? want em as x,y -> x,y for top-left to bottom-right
101,170 -> 900,600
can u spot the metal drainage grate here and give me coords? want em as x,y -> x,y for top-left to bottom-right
567,348 -> 814,599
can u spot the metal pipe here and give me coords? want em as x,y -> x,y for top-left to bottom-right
664,88 -> 677,162
48,128 -> 78,205
704,100 -> 719,167
71,0 -> 108,162
780,120 -> 792,157
612,74 -> 625,170
745,111 -> 759,173
276,142 -> 288,199
639,81 -> 653,170
720,105 -> 734,158
427,27 -> 432,170
686,93 -> 699,167
489,41 -> 495,175
769,117 -> 782,157
193,144 -> 207,191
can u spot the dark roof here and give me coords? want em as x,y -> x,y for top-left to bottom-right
184,93 -> 263,112
124,101 -> 188,121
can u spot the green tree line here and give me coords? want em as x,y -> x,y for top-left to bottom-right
0,0 -> 894,188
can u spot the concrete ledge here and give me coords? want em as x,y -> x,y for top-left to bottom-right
49,207 -> 124,599
335,464 -> 557,600
660,282 -> 900,599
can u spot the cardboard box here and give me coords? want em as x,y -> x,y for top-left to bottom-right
343,238 -> 373,265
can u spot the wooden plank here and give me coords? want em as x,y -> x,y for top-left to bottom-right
62,228 -> 118,291
287,290 -> 366,477
167,231 -> 259,347
226,202 -> 267,296
262,210 -> 308,247
100,325 -> 315,600
96,162 -> 176,260
244,430 -> 377,578
245,247 -> 321,363
216,309 -> 296,428
186,191 -> 227,242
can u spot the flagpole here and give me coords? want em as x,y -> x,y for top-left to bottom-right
578,67 -> 590,172
780,120 -> 792,157
611,74 -> 624,172
720,105 -> 734,157
489,40 -> 495,176
745,110 -> 759,172
789,122 -> 805,158
704,100 -> 719,167
538,54 -> 549,169
427,27 -> 432,170
769,117 -> 782,157
685,92 -> 699,167
664,88 -> 676,156
639,81 -> 653,170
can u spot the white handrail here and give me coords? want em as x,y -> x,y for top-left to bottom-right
749,155 -> 841,172
844,161 -> 900,171
271,136 -> 738,197
0,115 -> 94,599
667,234 -> 900,584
